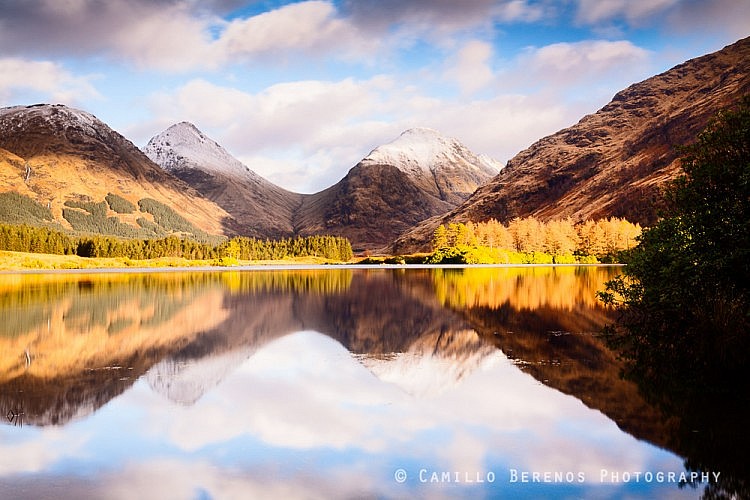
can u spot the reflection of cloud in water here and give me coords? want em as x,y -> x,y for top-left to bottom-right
14,457 -> 381,500
0,330 -> 689,499
0,426 -> 88,476
143,332 -> 683,478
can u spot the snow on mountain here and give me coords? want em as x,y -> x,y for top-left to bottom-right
143,121 -> 302,239
144,122 -> 258,180
361,127 -> 502,177
0,104 -> 113,147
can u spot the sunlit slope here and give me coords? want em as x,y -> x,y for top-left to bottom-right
0,104 -> 236,237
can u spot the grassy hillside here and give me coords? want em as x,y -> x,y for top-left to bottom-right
0,191 -> 216,242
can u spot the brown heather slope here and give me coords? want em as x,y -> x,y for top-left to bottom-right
293,163 -> 455,253
291,129 -> 498,252
391,36 -> 750,253
0,104 -> 237,236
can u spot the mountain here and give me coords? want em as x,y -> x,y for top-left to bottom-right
359,127 -> 501,204
391,36 -> 750,253
293,128 -> 499,251
144,122 -> 302,239
0,104 -> 235,238
146,125 -> 499,252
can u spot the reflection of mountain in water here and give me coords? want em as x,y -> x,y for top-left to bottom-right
0,266 -> 669,459
142,269 -> 479,404
146,347 -> 257,405
435,267 -> 678,453
0,273 -> 229,426
357,329 -> 499,397
3,266 -> 740,496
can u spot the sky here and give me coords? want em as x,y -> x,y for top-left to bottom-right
1,0 -> 749,193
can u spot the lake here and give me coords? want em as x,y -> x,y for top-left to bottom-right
0,266 -> 725,499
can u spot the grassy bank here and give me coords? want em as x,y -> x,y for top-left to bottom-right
0,250 -> 337,271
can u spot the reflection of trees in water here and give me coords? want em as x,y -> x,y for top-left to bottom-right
621,352 -> 750,499
431,266 -> 618,311
0,273 -> 239,425
1,266 -> 746,499
219,269 -> 352,296
435,266 -> 750,498
457,300 -> 679,457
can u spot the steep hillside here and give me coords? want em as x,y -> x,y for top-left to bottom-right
293,163 -> 454,252
0,104 -> 236,238
144,122 -> 302,238
392,36 -> 750,253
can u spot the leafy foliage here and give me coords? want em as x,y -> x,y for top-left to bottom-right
0,222 -> 353,263
600,96 -> 750,386
429,217 -> 641,264
137,198 -> 214,242
62,206 -> 151,239
599,96 -> 750,500
63,200 -> 108,217
0,223 -> 77,254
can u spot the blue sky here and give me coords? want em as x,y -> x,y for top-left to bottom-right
1,0 -> 748,193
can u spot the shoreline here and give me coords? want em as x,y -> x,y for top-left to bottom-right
0,262 -> 625,275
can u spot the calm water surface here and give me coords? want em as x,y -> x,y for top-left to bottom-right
0,266 -> 719,498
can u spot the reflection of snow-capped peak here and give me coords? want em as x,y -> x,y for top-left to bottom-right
356,330 -> 501,398
146,347 -> 256,405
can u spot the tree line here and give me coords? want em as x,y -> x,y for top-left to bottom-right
0,223 -> 353,262
430,217 -> 641,264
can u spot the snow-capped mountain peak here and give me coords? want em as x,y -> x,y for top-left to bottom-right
144,121 -> 254,179
0,103 -> 105,138
361,127 -> 502,176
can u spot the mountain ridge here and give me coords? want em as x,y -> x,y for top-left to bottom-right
145,124 -> 499,251
390,36 -> 750,253
145,121 -> 302,239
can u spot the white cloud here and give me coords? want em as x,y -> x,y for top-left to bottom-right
514,40 -> 651,89
216,1 -> 370,63
119,27 -> 658,195
445,40 -> 495,94
0,0 -> 378,73
666,0 -> 750,41
575,0 -> 681,25
344,0 -> 544,34
141,76 -> 405,192
137,59 -> 615,193
0,58 -> 100,105
111,3 -> 219,72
